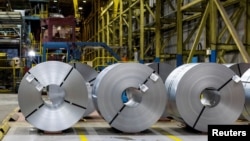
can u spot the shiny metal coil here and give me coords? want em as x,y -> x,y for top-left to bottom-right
224,63 -> 250,77
224,63 -> 250,120
92,63 -> 167,133
18,61 -> 89,132
240,68 -> 250,121
147,62 -> 174,118
69,62 -> 98,117
165,63 -> 245,132
147,62 -> 174,83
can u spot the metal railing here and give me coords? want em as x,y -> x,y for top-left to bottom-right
82,57 -> 118,71
0,59 -> 24,93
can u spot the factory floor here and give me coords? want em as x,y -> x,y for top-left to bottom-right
0,94 -> 208,141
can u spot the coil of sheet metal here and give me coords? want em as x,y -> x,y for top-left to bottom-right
224,63 -> 250,120
147,62 -> 174,83
224,63 -> 250,77
92,63 -> 167,133
240,68 -> 250,121
165,63 -> 245,132
69,62 -> 98,117
18,61 -> 89,132
147,62 -> 174,118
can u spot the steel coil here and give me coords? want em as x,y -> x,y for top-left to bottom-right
240,68 -> 250,121
147,62 -> 174,118
147,62 -> 174,82
69,62 -> 98,117
224,63 -> 250,120
92,63 -> 167,133
165,63 -> 245,132
224,63 -> 250,77
18,61 -> 89,132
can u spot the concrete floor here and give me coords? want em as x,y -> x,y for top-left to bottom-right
0,94 -> 208,141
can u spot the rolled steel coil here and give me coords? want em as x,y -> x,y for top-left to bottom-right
224,63 -> 250,120
240,68 -> 250,121
165,63 -> 245,132
69,62 -> 98,117
147,62 -> 174,81
224,63 -> 250,77
147,62 -> 174,118
18,61 -> 89,132
92,63 -> 167,133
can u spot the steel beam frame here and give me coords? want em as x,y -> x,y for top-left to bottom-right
82,0 -> 250,65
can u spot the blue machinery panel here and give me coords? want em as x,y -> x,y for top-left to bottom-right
42,42 -> 121,62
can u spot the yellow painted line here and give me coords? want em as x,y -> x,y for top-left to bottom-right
166,134 -> 183,141
76,127 -> 88,141
79,134 -> 88,141
0,131 -> 3,140
0,122 -> 10,134
153,126 -> 182,141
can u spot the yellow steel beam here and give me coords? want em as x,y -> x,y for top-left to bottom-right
218,8 -> 242,41
177,0 -> 183,56
102,16 -> 105,42
122,17 -> 129,27
183,23 -> 199,46
225,7 -> 244,44
217,44 -> 238,50
128,0 -> 133,60
100,1 -> 114,16
209,0 -> 217,55
145,3 -> 155,20
218,50 -> 226,64
214,0 -> 250,63
222,0 -> 240,7
73,0 -> 80,20
98,0 -> 139,45
187,3 -> 210,63
155,0 -> 161,60
119,0 -> 123,47
181,0 -> 205,11
113,0 -> 120,18
140,0 -> 144,61
106,11 -> 110,45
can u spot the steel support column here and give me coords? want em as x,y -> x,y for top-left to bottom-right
177,0 -> 183,66
209,0 -> 217,62
187,3 -> 209,63
119,0 -> 123,47
154,0 -> 161,62
139,0 -> 144,63
106,11 -> 110,45
214,0 -> 250,63
128,0 -> 133,60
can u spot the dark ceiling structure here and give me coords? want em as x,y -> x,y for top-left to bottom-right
0,0 -> 93,18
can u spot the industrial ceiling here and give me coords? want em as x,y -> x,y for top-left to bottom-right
0,0 -> 93,18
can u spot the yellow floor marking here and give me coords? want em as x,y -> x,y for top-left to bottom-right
152,125 -> 182,141
167,134 -> 183,141
79,134 -> 88,141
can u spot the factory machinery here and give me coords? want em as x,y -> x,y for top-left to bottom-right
0,0 -> 249,93
0,0 -> 120,92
